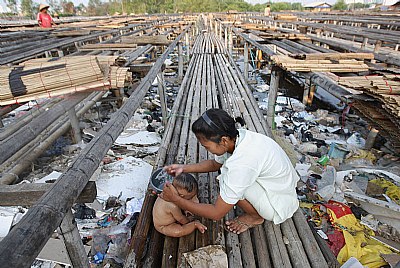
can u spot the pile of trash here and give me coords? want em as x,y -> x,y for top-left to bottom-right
259,94 -> 400,266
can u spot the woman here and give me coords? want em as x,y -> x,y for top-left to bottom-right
161,109 -> 299,234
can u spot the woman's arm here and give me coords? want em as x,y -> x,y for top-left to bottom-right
161,182 -> 233,221
165,160 -> 222,176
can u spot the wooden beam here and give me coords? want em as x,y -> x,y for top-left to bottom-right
157,72 -> 168,126
267,68 -> 280,129
121,35 -> 170,45
0,181 -> 97,206
244,42 -> 249,81
58,210 -> 90,268
68,108 -> 82,144
178,42 -> 184,81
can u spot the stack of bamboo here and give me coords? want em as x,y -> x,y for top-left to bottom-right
274,14 -> 298,21
51,30 -> 92,37
109,66 -> 130,88
121,35 -> 170,45
0,56 -> 130,105
271,55 -> 369,72
79,43 -> 137,51
258,31 -> 309,40
293,53 -> 374,61
241,23 -> 276,31
337,75 -> 400,118
191,33 -> 225,54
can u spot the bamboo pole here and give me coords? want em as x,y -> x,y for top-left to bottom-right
58,210 -> 90,268
267,68 -> 280,130
0,92 -> 89,166
0,92 -> 104,185
244,42 -> 249,81
0,29 -> 189,268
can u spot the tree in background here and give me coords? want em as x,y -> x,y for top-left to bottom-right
58,0 -> 305,17
6,0 -> 18,13
62,1 -> 75,14
348,2 -> 370,9
47,0 -> 62,13
75,3 -> 86,14
20,0 -> 33,16
333,0 -> 347,10
87,0 -> 110,15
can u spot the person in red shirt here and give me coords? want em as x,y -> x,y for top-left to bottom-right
37,4 -> 55,28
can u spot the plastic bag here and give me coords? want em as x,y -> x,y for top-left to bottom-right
324,201 -> 393,267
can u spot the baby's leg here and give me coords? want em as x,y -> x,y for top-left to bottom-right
159,220 -> 207,238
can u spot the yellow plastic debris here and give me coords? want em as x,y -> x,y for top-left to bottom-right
325,201 -> 393,268
370,178 -> 400,205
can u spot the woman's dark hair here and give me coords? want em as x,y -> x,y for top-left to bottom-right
174,173 -> 198,193
192,109 -> 245,143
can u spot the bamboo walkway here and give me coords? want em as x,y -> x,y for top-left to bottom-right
126,32 -> 335,268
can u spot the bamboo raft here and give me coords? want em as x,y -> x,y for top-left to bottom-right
126,32 -> 337,268
0,56 -> 130,105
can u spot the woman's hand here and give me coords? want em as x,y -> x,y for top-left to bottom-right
164,164 -> 184,176
159,181 -> 179,202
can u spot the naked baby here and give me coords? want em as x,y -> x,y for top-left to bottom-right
152,173 -> 207,237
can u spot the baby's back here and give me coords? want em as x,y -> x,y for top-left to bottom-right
153,197 -> 179,230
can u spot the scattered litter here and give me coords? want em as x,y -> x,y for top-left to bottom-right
115,131 -> 161,146
34,171 -> 62,183
73,204 -> 96,220
340,257 -> 364,268
0,208 -> 16,238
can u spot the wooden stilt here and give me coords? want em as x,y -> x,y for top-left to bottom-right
229,28 -> 233,54
267,68 -> 280,129
307,84 -> 316,106
374,40 -> 382,52
244,42 -> 249,81
361,37 -> 368,49
225,27 -> 228,49
157,72 -> 168,126
58,210 -> 90,268
178,42 -> 184,81
68,107 -> 82,144
303,79 -> 310,105
185,32 -> 190,59
365,128 -> 379,150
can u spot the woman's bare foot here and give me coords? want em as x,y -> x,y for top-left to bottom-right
225,214 -> 264,234
194,220 -> 207,233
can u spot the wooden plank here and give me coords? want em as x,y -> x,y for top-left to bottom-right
121,35 -> 171,45
307,221 -> 340,268
225,210 -> 243,267
79,43 -> 137,50
292,210 -> 330,268
264,221 -> 291,267
58,210 -> 90,268
281,219 -> 311,268
251,226 -> 272,268
0,182 -> 96,206
302,53 -> 374,60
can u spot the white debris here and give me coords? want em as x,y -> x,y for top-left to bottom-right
34,171 -> 62,183
115,131 -> 161,146
96,157 -> 152,202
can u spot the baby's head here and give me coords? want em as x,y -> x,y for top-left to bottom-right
172,173 -> 198,200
